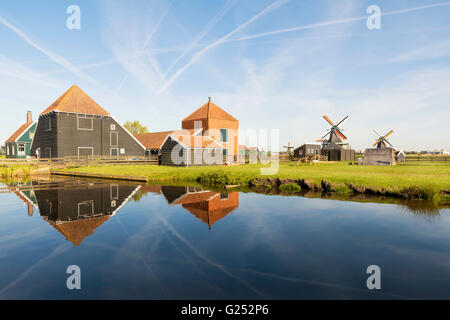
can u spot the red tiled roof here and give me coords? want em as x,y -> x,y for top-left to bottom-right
135,129 -> 200,150
5,122 -> 34,143
183,99 -> 237,122
135,131 -> 175,150
40,85 -> 110,116
170,133 -> 223,149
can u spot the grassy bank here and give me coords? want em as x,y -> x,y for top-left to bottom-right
57,162 -> 450,203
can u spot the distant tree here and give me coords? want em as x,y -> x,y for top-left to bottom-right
124,121 -> 149,135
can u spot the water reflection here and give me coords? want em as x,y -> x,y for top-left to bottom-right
1,178 -> 449,299
7,180 -> 239,245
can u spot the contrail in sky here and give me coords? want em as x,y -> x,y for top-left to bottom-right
161,0 -> 238,81
231,1 -> 450,42
0,14 -> 105,89
158,0 -> 289,93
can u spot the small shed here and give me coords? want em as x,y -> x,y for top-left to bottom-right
160,133 -> 224,166
363,147 -> 397,166
396,150 -> 406,163
293,143 -> 321,158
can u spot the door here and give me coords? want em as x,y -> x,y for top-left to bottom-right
17,144 -> 25,157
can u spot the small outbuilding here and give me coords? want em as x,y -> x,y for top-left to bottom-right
363,148 -> 397,166
293,143 -> 321,159
160,132 -> 224,166
321,143 -> 356,161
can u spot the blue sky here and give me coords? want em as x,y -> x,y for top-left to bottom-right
0,0 -> 449,151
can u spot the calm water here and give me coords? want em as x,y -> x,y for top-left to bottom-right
0,178 -> 449,299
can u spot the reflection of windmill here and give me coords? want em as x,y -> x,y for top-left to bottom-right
373,129 -> 394,148
283,141 -> 294,156
316,115 -> 349,147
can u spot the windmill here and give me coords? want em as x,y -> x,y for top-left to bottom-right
283,141 -> 294,158
316,115 -> 349,148
372,129 -> 394,148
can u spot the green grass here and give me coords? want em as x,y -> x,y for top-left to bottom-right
59,162 -> 450,192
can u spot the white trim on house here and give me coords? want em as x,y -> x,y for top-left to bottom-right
110,116 -> 146,150
14,121 -> 36,142
111,186 -> 141,216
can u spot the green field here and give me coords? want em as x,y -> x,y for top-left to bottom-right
58,162 -> 450,201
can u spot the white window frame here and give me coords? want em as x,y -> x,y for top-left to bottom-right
110,132 -> 118,147
77,147 -> 94,158
110,185 -> 119,200
110,124 -> 116,131
29,130 -> 35,139
17,143 -> 25,156
78,200 -> 94,217
77,117 -> 93,131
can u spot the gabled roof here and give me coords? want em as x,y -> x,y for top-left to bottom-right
40,85 -> 110,116
135,129 -> 201,150
135,131 -> 175,150
5,121 -> 35,143
183,99 -> 237,122
169,133 -> 224,149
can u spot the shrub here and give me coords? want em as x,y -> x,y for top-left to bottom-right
279,183 -> 301,192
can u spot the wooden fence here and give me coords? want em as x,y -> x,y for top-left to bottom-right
0,155 -> 158,168
405,156 -> 450,163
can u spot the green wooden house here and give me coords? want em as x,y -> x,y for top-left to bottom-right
5,112 -> 37,159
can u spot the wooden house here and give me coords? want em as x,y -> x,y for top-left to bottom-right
293,143 -> 321,159
182,97 -> 238,162
160,131 -> 224,166
31,85 -> 145,158
5,111 -> 37,159
321,143 -> 356,161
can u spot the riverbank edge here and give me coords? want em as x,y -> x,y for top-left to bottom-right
51,169 -> 450,206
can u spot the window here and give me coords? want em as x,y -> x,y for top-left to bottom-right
29,131 -> 35,139
110,185 -> 119,200
44,118 -> 51,131
77,117 -> 93,130
223,149 -> 228,159
220,129 -> 228,142
77,147 -> 93,158
78,200 -> 94,216
110,124 -> 116,131
45,147 -> 51,158
120,148 -> 125,154
220,193 -> 229,200
111,200 -> 116,208
110,132 -> 118,146
110,148 -> 118,157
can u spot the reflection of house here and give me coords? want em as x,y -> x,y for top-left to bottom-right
160,186 -> 239,229
5,111 -> 36,159
33,182 -> 140,246
31,85 -> 145,158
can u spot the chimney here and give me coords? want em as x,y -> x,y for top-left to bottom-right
208,97 -> 211,102
26,111 -> 32,124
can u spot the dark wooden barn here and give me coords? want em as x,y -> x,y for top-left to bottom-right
31,85 -> 145,158
293,144 -> 321,158
160,132 -> 224,166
